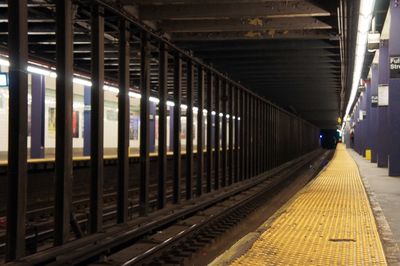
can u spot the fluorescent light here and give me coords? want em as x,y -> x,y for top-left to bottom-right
73,77 -> 92,87
180,104 -> 188,110
343,0 -> 376,124
103,85 -> 119,93
129,92 -> 141,99
149,96 -> 159,103
192,106 -> 198,113
0,58 -> 10,66
211,111 -> 216,116
166,101 -> 175,107
27,66 -> 51,76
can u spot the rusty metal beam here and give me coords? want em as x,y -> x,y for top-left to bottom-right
161,17 -> 331,33
139,1 -> 330,20
171,30 -> 335,41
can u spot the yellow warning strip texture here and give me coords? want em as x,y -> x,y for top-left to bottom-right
231,144 -> 387,265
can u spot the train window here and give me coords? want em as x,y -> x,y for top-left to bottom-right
0,72 -> 8,87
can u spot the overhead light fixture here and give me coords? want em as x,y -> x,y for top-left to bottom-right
73,77 -> 92,87
343,0 -> 376,129
1,57 -> 240,120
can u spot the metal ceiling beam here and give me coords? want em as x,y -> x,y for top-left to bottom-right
132,0 -> 303,4
171,30 -> 335,41
161,17 -> 331,33
139,1 -> 330,20
221,64 -> 341,70
176,40 -> 339,51
197,50 -> 339,58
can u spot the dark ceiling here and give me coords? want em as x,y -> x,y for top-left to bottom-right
131,0 -> 352,129
0,0 -> 390,129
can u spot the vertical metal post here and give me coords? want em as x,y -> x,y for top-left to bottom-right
140,31 -> 150,215
186,60 -> 194,200
253,98 -> 257,175
196,66 -> 205,196
117,19 -> 129,223
214,77 -> 220,190
89,4 -> 104,233
158,42 -> 168,209
254,98 -> 257,175
245,94 -> 250,179
265,105 -> 269,170
54,0 -> 73,246
274,108 -> 277,166
263,103 -> 266,172
206,72 -> 213,192
259,102 -> 263,172
240,91 -> 245,180
228,84 -> 234,185
173,53 -> 182,203
6,0 -> 28,260
221,80 -> 227,187
234,87 -> 240,183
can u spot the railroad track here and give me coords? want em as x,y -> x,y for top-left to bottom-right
13,149 -> 330,265
108,150 -> 332,265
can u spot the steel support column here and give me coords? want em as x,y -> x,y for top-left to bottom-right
186,60 -> 194,200
54,0 -> 73,246
173,53 -> 182,203
117,19 -> 130,223
6,0 -> 28,260
140,31 -> 150,215
234,87 -> 240,183
158,42 -> 168,209
89,4 -> 104,233
214,78 -> 220,189
228,84 -> 234,185
221,80 -> 227,187
206,71 -> 213,192
196,66 -> 204,196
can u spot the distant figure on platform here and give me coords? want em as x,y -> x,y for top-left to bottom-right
350,131 -> 354,148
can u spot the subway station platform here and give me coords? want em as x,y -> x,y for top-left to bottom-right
214,144 -> 389,265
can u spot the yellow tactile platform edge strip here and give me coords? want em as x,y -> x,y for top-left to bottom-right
231,144 -> 387,266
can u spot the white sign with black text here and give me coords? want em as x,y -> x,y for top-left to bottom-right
378,84 -> 389,106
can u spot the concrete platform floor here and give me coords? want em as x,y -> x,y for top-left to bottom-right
348,149 -> 400,265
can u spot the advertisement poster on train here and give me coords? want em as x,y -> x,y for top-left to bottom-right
48,107 -> 55,137
130,117 -> 139,140
72,110 -> 79,138
28,104 -> 31,136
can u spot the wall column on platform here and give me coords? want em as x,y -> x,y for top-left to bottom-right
370,64 -> 379,163
388,1 -> 400,176
377,40 -> 390,168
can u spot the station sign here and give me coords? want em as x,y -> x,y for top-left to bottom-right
371,95 -> 378,107
378,84 -> 389,106
359,110 -> 366,121
390,56 -> 400,79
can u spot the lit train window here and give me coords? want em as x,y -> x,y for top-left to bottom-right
0,73 -> 8,87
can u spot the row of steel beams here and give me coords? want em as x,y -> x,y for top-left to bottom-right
5,0 -> 320,261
